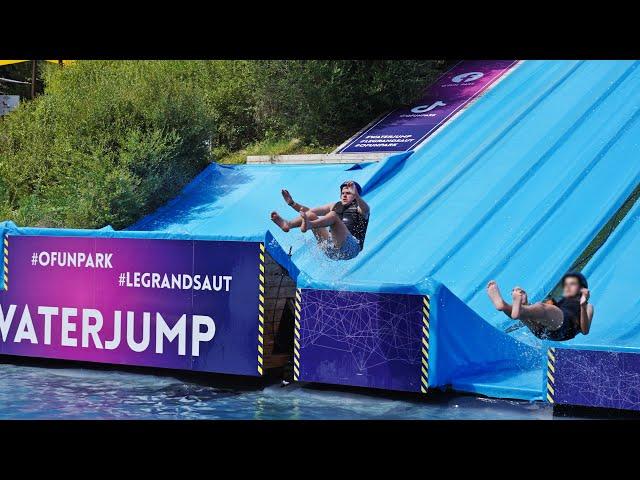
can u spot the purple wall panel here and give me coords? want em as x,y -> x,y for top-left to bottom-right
553,348 -> 640,411
298,289 -> 424,392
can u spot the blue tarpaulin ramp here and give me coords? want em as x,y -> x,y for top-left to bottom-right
536,200 -> 640,411
565,199 -> 640,352
131,60 -> 640,400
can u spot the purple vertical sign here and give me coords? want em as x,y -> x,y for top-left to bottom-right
338,60 -> 518,153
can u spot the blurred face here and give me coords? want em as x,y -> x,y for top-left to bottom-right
563,276 -> 581,298
340,187 -> 355,205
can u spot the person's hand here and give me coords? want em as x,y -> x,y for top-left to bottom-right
345,181 -> 359,198
580,288 -> 590,305
281,189 -> 294,206
516,287 -> 529,305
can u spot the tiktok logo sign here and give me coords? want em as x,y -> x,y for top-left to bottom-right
411,101 -> 447,114
451,71 -> 484,83
338,60 -> 517,153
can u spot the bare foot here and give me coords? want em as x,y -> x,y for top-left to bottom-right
270,211 -> 290,232
487,281 -> 508,312
511,288 -> 524,319
300,211 -> 308,233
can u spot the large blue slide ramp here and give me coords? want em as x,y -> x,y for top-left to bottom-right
571,200 -> 640,352
545,200 -> 640,411
133,60 -> 640,401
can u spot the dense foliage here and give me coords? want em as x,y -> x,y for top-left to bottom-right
0,60 -> 449,229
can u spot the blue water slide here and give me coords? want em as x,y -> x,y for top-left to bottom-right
562,199 -> 640,352
131,60 -> 640,400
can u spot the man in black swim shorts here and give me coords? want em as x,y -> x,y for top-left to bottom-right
486,272 -> 594,341
270,180 -> 370,261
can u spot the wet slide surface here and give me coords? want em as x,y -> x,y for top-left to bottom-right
566,199 -> 640,351
544,201 -> 640,410
133,61 -> 640,400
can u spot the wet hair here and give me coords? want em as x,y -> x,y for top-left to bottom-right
561,271 -> 588,289
340,181 -> 363,196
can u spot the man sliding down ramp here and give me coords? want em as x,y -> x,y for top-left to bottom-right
487,273 -> 594,341
271,181 -> 369,260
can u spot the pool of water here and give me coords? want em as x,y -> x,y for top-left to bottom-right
0,361 -> 577,420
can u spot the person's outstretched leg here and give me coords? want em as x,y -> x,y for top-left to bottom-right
271,209 -> 319,231
487,281 -> 513,318
488,280 -> 562,332
511,289 -> 563,330
271,210 -> 330,242
298,210 -> 330,243
301,210 -> 349,248
270,212 -> 292,232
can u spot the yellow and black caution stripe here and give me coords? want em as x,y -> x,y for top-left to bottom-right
546,347 -> 556,403
293,288 -> 302,381
257,243 -> 265,376
421,295 -> 431,393
3,234 -> 8,291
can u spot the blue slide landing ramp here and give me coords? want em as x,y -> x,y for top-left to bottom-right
131,61 -> 640,401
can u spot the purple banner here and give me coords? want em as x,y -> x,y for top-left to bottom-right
0,235 -> 261,376
298,289 -> 424,392
552,348 -> 640,411
338,60 -> 518,153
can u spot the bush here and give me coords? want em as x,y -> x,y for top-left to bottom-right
0,60 -> 449,229
247,60 -> 444,144
0,61 -> 214,228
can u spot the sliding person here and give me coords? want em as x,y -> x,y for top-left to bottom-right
270,181 -> 369,260
486,272 -> 594,341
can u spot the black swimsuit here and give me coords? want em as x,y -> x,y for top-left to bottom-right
332,200 -> 369,250
531,296 -> 582,341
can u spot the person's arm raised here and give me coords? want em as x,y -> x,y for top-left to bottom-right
348,182 -> 370,217
578,288 -> 594,335
283,189 -> 334,216
282,189 -> 304,212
